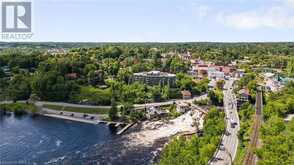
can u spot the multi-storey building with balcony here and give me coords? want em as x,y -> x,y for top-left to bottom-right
132,71 -> 176,87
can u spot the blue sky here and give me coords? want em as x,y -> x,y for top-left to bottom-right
22,0 -> 294,42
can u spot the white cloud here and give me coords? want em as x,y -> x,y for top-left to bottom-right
286,0 -> 294,6
218,5 -> 294,29
192,5 -> 210,19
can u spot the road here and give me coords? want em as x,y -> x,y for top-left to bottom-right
210,79 -> 240,165
134,94 -> 207,109
0,95 -> 207,110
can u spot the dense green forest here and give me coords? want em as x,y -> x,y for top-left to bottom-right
234,102 -> 255,164
0,46 -> 191,103
1,42 -> 293,103
256,82 -> 294,164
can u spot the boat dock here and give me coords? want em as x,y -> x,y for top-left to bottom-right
117,123 -> 135,135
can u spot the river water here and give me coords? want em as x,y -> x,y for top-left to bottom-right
0,114 -> 166,165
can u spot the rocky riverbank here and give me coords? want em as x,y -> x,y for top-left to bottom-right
59,109 -> 205,165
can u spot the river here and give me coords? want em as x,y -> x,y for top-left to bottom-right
0,114 -> 166,165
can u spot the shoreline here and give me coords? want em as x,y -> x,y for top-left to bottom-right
1,106 -> 206,164
60,109 -> 206,165
122,109 -> 206,162
40,108 -> 123,125
42,113 -> 100,125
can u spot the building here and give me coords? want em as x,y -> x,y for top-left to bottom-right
161,51 -> 177,58
181,90 -> 192,100
1,66 -> 11,76
263,72 -> 275,79
132,71 -> 176,86
176,102 -> 191,113
187,70 -> 197,79
46,48 -> 67,55
234,69 -> 245,78
221,66 -> 233,76
237,89 -> 250,109
208,80 -> 217,90
146,106 -> 168,119
238,89 -> 250,102
196,64 -> 208,77
208,67 -> 225,80
262,73 -> 280,92
261,73 -> 294,92
179,52 -> 192,60
65,73 -> 78,79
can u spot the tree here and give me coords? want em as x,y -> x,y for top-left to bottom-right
157,107 -> 224,165
0,68 -> 4,78
152,85 -> 162,102
167,57 -> 189,73
109,83 -> 118,120
237,73 -> 256,88
192,78 -> 209,95
257,82 -> 294,165
176,73 -> 194,91
168,104 -> 180,118
117,67 -> 132,84
216,80 -> 225,89
120,101 -> 134,119
83,64 -> 97,75
261,116 -> 286,137
152,51 -> 162,69
109,97 -> 118,120
7,74 -> 31,101
29,93 -> 40,103
161,85 -> 170,101
286,58 -> 294,77
208,89 -> 223,106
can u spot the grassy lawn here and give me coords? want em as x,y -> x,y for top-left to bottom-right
0,103 -> 38,114
43,104 -> 109,114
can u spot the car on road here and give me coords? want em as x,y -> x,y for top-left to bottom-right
230,119 -> 237,128
219,143 -> 225,151
225,130 -> 231,136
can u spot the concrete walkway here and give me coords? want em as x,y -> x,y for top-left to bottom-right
43,113 -> 100,125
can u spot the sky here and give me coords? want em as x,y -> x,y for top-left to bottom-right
5,0 -> 294,42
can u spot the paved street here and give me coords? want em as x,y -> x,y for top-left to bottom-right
210,79 -> 240,165
0,95 -> 207,111
134,94 -> 207,109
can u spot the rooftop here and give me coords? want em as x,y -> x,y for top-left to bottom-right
239,89 -> 250,96
263,72 -> 275,78
134,71 -> 176,77
181,90 -> 192,97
